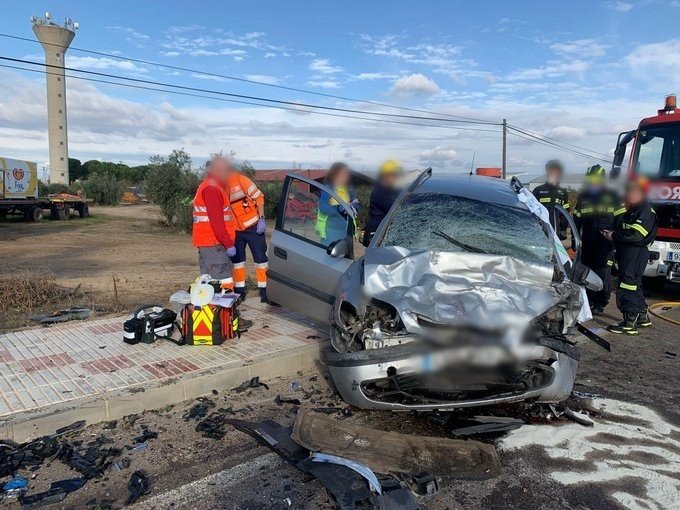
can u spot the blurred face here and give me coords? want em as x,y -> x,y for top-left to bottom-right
208,158 -> 233,184
333,167 -> 350,187
547,167 -> 561,185
380,172 -> 398,188
625,185 -> 644,205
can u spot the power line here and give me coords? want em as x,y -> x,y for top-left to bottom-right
1,55 -> 500,126
0,62 -> 501,133
508,124 -> 612,160
507,128 -> 613,164
0,32 -> 496,125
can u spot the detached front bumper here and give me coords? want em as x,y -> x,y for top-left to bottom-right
645,241 -> 680,281
323,341 -> 579,411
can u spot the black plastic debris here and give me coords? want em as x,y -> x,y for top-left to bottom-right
451,416 -> 525,437
274,395 -> 302,406
195,408 -> 235,440
20,477 -> 87,507
59,439 -> 121,479
232,376 -> 269,393
126,470 -> 150,505
30,307 -> 91,324
102,421 -> 118,430
0,436 -> 60,477
665,351 -> 677,357
183,397 -> 215,421
55,420 -> 86,436
134,426 -> 158,444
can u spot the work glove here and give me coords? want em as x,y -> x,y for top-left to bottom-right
226,246 -> 237,258
256,217 -> 266,235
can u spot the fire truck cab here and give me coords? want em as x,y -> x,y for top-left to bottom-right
612,94 -> 680,284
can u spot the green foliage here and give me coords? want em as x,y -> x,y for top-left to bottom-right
256,181 -> 283,219
74,160 -> 149,184
83,173 -> 125,205
238,160 -> 256,179
355,185 -> 372,227
146,149 -> 200,231
38,180 -> 72,196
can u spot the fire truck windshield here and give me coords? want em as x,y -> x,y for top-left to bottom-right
634,123 -> 680,180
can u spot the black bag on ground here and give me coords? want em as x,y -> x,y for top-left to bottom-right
123,305 -> 177,345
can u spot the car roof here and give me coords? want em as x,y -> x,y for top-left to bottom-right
413,174 -> 529,210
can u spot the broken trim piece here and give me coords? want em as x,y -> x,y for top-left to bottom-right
311,452 -> 382,494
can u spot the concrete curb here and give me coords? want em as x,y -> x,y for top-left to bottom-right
1,341 -> 328,443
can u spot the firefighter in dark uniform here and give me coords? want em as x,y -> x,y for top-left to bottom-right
573,164 -> 626,315
603,177 -> 658,335
533,159 -> 571,239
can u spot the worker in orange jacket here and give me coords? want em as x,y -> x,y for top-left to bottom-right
226,171 -> 273,303
192,157 -> 236,291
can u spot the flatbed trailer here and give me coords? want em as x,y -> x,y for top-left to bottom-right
0,195 -> 91,222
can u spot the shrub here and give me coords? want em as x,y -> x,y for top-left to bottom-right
256,181 -> 284,220
83,173 -> 124,205
38,181 -> 72,196
145,149 -> 199,231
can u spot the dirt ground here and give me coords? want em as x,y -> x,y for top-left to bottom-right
0,205 -> 268,331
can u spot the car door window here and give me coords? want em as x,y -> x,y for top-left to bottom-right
280,178 -> 351,248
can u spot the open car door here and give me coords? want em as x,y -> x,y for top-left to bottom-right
268,175 -> 356,324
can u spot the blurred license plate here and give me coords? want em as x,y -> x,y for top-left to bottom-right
668,252 -> 680,262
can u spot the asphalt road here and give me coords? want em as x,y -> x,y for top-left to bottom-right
3,283 -> 679,510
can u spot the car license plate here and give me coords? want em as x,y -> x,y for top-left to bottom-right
667,252 -> 680,262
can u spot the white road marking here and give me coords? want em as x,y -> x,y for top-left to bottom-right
500,399 -> 680,510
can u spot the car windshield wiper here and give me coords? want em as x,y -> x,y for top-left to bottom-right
431,230 -> 488,254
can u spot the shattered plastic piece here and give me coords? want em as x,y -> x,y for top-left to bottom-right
274,395 -> 303,406
576,323 -> 611,351
232,376 -> 269,393
225,419 -> 307,464
311,453 -> 382,494
563,406 -> 595,427
134,427 -> 158,443
30,307 -> 91,324
183,397 -> 215,421
126,471 -> 150,505
0,436 -> 60,477
292,409 -> 500,477
451,416 -> 525,436
195,408 -> 234,439
55,420 -> 86,436
20,478 -> 86,507
2,475 -> 28,500
289,380 -> 302,391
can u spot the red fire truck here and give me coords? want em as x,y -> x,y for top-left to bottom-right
612,94 -> 680,284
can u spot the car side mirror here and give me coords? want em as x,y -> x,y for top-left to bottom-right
327,237 -> 350,258
572,261 -> 604,292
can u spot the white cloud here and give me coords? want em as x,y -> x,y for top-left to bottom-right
390,74 -> 442,97
309,58 -> 343,74
608,2 -> 634,12
306,80 -> 341,89
506,60 -> 590,81
105,26 -> 150,45
546,126 -> 586,141
625,38 -> 680,83
244,75 -> 281,85
420,146 -> 458,162
550,39 -> 608,58
354,72 -> 398,81
66,56 -> 147,73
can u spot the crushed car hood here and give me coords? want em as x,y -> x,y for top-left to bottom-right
362,247 -> 559,335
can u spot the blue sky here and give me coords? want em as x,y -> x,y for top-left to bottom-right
1,0 -> 678,175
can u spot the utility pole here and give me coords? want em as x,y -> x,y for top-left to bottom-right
502,118 -> 507,180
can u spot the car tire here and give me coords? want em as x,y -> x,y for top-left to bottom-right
28,206 -> 43,222
77,203 -> 90,218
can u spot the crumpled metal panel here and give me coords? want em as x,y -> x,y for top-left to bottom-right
362,247 -> 558,335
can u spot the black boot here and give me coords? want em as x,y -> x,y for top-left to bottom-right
637,307 -> 652,328
259,288 -> 280,306
607,313 -> 639,335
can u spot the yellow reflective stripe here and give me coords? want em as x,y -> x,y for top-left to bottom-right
628,223 -> 649,236
619,282 -> 637,291
562,202 -> 570,209
607,260 -> 614,267
580,207 -> 593,214
574,210 -> 581,217
614,207 -> 626,216
539,197 -> 551,203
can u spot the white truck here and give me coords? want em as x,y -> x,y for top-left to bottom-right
0,157 -> 90,221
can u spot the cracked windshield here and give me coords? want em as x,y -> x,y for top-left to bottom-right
381,192 -> 554,264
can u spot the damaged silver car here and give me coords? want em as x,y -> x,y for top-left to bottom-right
268,170 -> 602,411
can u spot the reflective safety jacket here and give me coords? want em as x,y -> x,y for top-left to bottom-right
613,200 -> 658,289
227,174 -> 264,231
532,182 -> 570,239
316,185 -> 354,240
192,177 -> 235,248
573,189 -> 625,266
